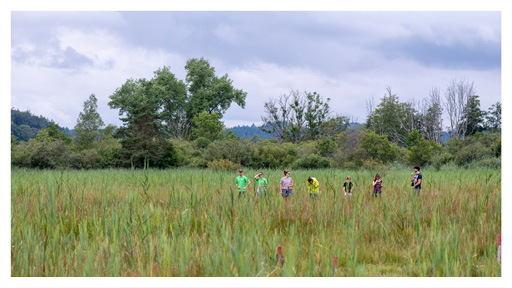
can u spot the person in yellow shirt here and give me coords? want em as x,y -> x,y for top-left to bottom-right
307,177 -> 320,200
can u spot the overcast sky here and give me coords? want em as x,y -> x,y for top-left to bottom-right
11,11 -> 501,129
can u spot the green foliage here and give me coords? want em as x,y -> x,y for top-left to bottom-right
206,158 -> 239,171
194,137 -> 211,149
455,142 -> 491,167
11,108 -> 74,141
431,151 -> 453,171
185,57 -> 247,119
191,111 -> 224,141
447,133 -> 499,167
360,131 -> 397,164
108,77 -> 169,167
292,154 -> 331,169
36,121 -> 72,144
463,95 -> 486,137
11,139 -> 71,169
74,94 -> 104,150
484,102 -> 501,133
316,138 -> 337,157
405,129 -> 443,166
153,66 -> 189,139
261,90 -> 332,142
250,140 -> 296,169
206,138 -> 252,167
11,123 -> 38,142
366,87 -> 413,145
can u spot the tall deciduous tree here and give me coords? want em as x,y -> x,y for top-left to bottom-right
74,94 -> 104,150
420,87 -> 443,145
153,67 -> 189,139
444,79 -> 475,139
185,57 -> 247,120
366,87 -> 412,146
261,90 -> 331,142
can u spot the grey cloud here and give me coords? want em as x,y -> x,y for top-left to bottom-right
11,11 -> 501,129
51,46 -> 94,70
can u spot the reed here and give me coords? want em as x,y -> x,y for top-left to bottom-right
11,167 -> 501,276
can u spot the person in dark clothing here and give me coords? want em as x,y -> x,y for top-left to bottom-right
372,173 -> 383,198
411,165 -> 423,196
343,176 -> 354,196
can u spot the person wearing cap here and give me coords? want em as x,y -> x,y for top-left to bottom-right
235,169 -> 250,196
307,177 -> 320,200
343,176 -> 354,196
254,172 -> 268,198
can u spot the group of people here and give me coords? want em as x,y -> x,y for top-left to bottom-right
234,165 -> 423,199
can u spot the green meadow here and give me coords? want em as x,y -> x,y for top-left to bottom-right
11,167 -> 501,276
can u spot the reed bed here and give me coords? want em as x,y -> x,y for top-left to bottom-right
11,167 -> 501,276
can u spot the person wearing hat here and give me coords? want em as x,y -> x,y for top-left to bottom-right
235,169 -> 250,196
254,172 -> 268,198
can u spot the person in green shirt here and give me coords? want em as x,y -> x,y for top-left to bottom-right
307,177 -> 320,200
235,169 -> 250,196
254,172 -> 268,198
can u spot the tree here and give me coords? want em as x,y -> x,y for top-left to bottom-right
406,128 -> 439,166
153,67 -> 190,139
108,77 -> 170,167
74,94 -> 105,150
261,90 -> 331,142
36,121 -> 72,144
462,95 -> 485,137
485,101 -> 501,133
444,79 -> 475,139
360,131 -> 397,163
185,57 -> 247,120
366,87 -> 412,145
420,87 -> 443,145
191,111 -> 225,142
321,115 -> 350,138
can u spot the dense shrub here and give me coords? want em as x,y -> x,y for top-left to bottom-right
250,140 -> 295,169
292,154 -> 331,169
206,139 -> 253,167
207,158 -> 239,171
454,142 -> 491,166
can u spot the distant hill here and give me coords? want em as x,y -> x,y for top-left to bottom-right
228,124 -> 275,140
228,122 -> 365,140
11,108 -> 74,141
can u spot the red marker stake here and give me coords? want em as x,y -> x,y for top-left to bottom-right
498,234 -> 501,262
333,257 -> 338,276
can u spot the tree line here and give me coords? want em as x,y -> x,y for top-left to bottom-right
11,58 -> 501,170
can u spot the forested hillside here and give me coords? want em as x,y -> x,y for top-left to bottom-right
11,108 -> 74,141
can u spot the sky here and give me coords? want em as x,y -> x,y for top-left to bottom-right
11,11 -> 501,129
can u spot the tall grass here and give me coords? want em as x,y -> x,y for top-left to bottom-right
11,167 -> 500,276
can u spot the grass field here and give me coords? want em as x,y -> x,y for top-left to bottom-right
11,167 -> 501,276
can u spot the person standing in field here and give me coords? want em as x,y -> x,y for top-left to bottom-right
411,165 -> 422,196
372,173 -> 383,198
307,177 -> 320,200
254,172 -> 268,198
343,176 -> 354,196
235,169 -> 250,197
280,170 -> 294,199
